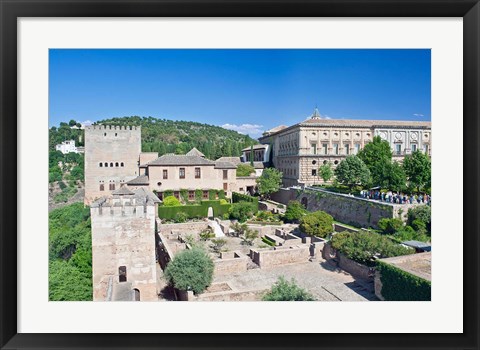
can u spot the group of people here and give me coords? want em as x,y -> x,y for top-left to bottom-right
359,189 -> 431,205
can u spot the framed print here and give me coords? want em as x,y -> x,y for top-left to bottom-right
1,0 -> 479,349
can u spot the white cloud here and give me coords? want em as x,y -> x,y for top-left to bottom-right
413,113 -> 424,117
323,115 -> 332,120
221,123 -> 264,138
81,120 -> 93,126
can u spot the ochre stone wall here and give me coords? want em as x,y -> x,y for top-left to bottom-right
91,204 -> 158,301
250,245 -> 310,268
85,125 -> 141,204
213,253 -> 248,276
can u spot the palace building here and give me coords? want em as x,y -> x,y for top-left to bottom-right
258,108 -> 432,187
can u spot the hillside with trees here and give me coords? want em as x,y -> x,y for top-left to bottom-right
95,116 -> 258,159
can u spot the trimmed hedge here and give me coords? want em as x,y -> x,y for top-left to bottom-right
158,200 -> 231,220
232,192 -> 259,211
376,260 -> 431,301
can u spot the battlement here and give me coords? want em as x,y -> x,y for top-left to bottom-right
85,125 -> 141,132
91,202 -> 156,218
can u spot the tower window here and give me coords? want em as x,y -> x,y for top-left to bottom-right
115,162 -> 119,167
119,266 -> 127,282
110,162 -> 113,167
105,162 -> 108,167
121,162 -> 124,167
99,184 -> 104,191
99,163 -> 103,167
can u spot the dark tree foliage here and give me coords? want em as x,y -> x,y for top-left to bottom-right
283,200 -> 307,223
403,150 -> 431,192
299,210 -> 334,238
49,203 -> 92,301
164,248 -> 214,294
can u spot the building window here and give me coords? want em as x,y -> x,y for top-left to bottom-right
322,143 -> 328,155
203,190 -> 209,199
188,191 -> 195,201
179,168 -> 185,179
115,162 -> 119,167
163,170 -> 168,179
121,162 -> 124,167
395,144 -> 402,155
424,144 -> 429,154
333,144 -> 339,155
109,183 -> 115,191
344,144 -> 350,155
223,170 -> 228,180
354,144 -> 360,154
99,184 -> 104,191
312,169 -> 317,176
99,163 -> 103,167
115,133 -> 118,137
110,162 -> 113,167
334,160 -> 339,165
104,133 -> 107,137
105,162 -> 108,167
223,183 -> 228,191
195,167 -> 201,179
133,288 -> 140,301
311,143 -> 317,155
411,144 -> 417,152
174,191 -> 180,199
118,266 -> 127,282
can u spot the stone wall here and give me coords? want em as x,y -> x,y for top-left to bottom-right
213,252 -> 248,276
250,245 -> 310,268
91,203 -> 158,301
158,221 -> 210,235
272,187 -> 425,229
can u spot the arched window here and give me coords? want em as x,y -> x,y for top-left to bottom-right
121,162 -> 124,167
105,162 -> 108,167
119,266 -> 127,282
115,133 -> 118,137
115,162 -> 119,167
104,133 -> 107,136
99,163 -> 103,167
99,184 -> 104,191
110,162 -> 113,167
133,288 -> 140,301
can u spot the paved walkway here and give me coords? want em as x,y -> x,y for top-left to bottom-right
213,260 -> 378,301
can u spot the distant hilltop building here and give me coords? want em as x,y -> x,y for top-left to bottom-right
259,107 -> 432,187
55,139 -> 83,154
84,125 -> 261,204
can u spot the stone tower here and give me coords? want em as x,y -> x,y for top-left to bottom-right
90,187 -> 160,301
84,125 -> 141,204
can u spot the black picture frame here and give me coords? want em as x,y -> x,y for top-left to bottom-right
1,1 -> 478,349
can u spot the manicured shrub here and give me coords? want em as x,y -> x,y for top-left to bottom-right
164,248 -> 214,294
331,231 -> 414,266
262,277 -> 315,301
173,212 -> 189,223
163,196 -> 181,207
209,189 -> 217,200
376,260 -> 431,301
229,201 -> 257,223
299,210 -> 333,239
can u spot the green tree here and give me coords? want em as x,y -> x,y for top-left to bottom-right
283,200 -> 307,223
240,227 -> 259,246
299,210 -> 334,239
262,277 -> 315,301
163,196 -> 181,206
319,163 -> 333,183
68,119 -> 77,127
334,155 -> 371,190
229,202 -> 257,222
381,161 -> 407,192
378,218 -> 404,235
403,150 -> 431,192
164,248 -> 214,294
256,168 -> 283,199
236,164 -> 255,177
407,205 -> 431,236
358,136 -> 393,186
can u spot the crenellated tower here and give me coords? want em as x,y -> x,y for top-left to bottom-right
84,125 -> 142,204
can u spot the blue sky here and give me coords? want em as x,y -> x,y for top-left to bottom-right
49,49 -> 431,138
